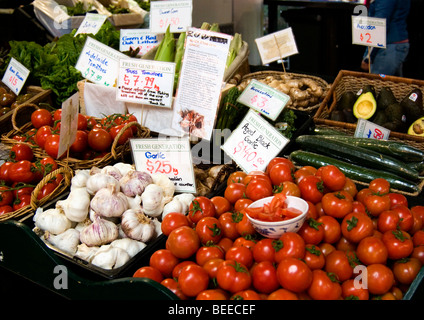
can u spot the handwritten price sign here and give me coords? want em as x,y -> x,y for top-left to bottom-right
354,118 -> 390,140
352,16 -> 386,48
221,109 -> 290,173
130,137 -> 196,193
150,0 -> 193,33
2,58 -> 30,95
237,79 -> 290,121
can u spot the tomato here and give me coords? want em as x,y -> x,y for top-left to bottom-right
363,192 -> 391,217
294,166 -> 316,184
298,218 -> 325,245
303,244 -> 325,270
0,205 -> 13,216
149,249 -> 180,278
391,204 -> 413,232
341,279 -> 369,300
317,215 -> 341,244
377,210 -> 400,233
8,160 -> 35,183
356,236 -> 388,266
308,269 -> 342,300
369,178 -> 390,195
216,260 -> 252,293
227,171 -> 247,185
161,278 -> 188,300
231,289 -> 261,300
35,125 -> 53,149
275,181 -> 301,198
172,261 -> 197,279
266,157 -> 295,175
70,130 -> 88,154
411,205 -> 424,223
274,232 -> 306,263
388,192 -> 408,208
243,171 -> 271,186
195,245 -> 225,266
245,178 -> 273,202
39,157 -> 58,175
44,134 -> 63,159
324,250 -> 353,282
267,288 -> 299,300
109,124 -> 133,145
86,115 -> 98,129
412,246 -> 424,265
336,236 -> 357,252
87,127 -> 112,152
342,178 -> 358,198
413,230 -> 424,246
297,175 -> 324,204
366,264 -> 394,295
202,258 -> 224,279
341,211 -> 374,244
0,161 -> 14,183
269,162 -> 294,186
382,229 -> 414,260
188,196 -> 216,225
166,226 -> 200,259
218,212 -> 241,240
277,257 -> 312,293
393,257 -> 422,285
252,238 -> 277,263
224,182 -> 246,204
319,242 -> 336,257
319,164 -> 346,191
0,186 -> 13,206
195,216 -> 223,244
234,198 -> 253,212
210,196 -> 232,217
225,245 -> 253,268
53,109 -> 62,122
133,266 -> 164,283
251,261 -> 279,294
76,113 -> 88,130
13,194 -> 31,211
196,289 -> 228,300
11,182 -> 34,199
10,143 -> 33,162
411,208 -> 423,235
178,264 -> 209,297
233,235 -> 256,250
217,238 -> 233,253
306,200 -> 318,220
161,212 -> 190,236
321,191 -> 353,219
37,180 -> 58,200
235,212 -> 256,237
31,108 -> 53,129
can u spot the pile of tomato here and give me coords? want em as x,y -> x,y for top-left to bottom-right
13,108 -> 137,160
0,143 -> 61,216
132,157 -> 424,300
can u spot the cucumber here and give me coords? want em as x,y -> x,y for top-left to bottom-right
289,150 -> 420,194
295,135 -> 419,181
313,135 -> 424,162
313,127 -> 348,136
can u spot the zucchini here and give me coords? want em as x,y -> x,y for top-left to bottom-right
295,135 -> 419,181
289,150 -> 420,194
313,127 -> 348,136
313,135 -> 424,162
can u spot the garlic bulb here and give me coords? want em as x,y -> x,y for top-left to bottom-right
162,197 -> 184,219
101,165 -> 123,181
70,169 -> 90,189
174,193 -> 195,213
90,184 -> 129,218
151,173 -> 175,204
86,173 -> 120,195
110,238 -> 146,258
56,187 -> 90,222
33,207 -> 73,235
44,228 -> 80,256
141,184 -> 164,217
91,246 -> 131,269
119,170 -> 153,197
75,218 -> 92,232
80,215 -> 119,247
113,162 -> 134,177
126,194 -> 142,210
151,218 -> 162,237
75,243 -> 99,262
121,208 -> 155,242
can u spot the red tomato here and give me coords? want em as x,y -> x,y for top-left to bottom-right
224,182 -> 246,204
218,211 -> 242,240
269,162 -> 294,186
87,127 -> 112,152
341,279 -> 369,300
308,269 -> 342,300
195,245 -> 225,266
161,278 -> 188,300
277,257 -> 312,293
342,178 -> 358,198
0,186 -> 13,206
225,245 -> 253,268
178,264 -> 209,297
274,181 -> 301,198
294,166 -> 317,184
0,161 -> 14,184
321,191 -> 353,219
77,113 -> 88,130
366,263 -> 394,295
10,143 -> 33,162
188,196 -> 216,225
166,226 -> 200,259
388,192 -> 408,208
39,157 -> 58,175
356,236 -> 388,265
369,178 -> 390,195
35,125 -> 53,149
391,204 -> 413,232
195,216 -> 223,244
109,124 -> 133,145
341,211 -> 374,243
413,230 -> 424,246
31,108 -> 53,129
245,178 -> 273,202
217,237 -> 234,253
319,164 -> 346,191
298,218 -> 325,245
303,244 -> 325,270
8,160 -> 35,183
297,175 -> 324,204
233,236 -> 256,250
210,196 -> 232,217
216,260 -> 252,293
251,261 -> 280,294
37,181 -> 58,200
11,182 -> 34,199
234,198 -> 253,212
382,229 -> 414,260
235,211 -> 256,237
324,250 -> 353,282
377,210 -> 400,233
317,215 -> 341,244
149,249 -> 180,278
266,157 -> 295,175
172,261 -> 197,279
0,205 -> 13,216
70,130 -> 88,154
44,134 -> 64,159
274,232 -> 306,263
252,238 -> 277,263
393,257 -> 422,285
133,266 -> 164,283
363,193 -> 391,217
227,171 -> 247,185
202,258 -> 224,279
53,109 -> 62,122
161,212 -> 190,236
196,289 -> 228,300
230,289 -> 261,300
267,288 -> 299,300
13,194 -> 31,211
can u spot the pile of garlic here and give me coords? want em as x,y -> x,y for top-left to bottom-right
33,162 -> 195,270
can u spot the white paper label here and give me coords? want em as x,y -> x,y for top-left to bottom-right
221,109 -> 290,173
354,118 -> 390,140
150,0 -> 193,33
352,16 -> 387,48
2,57 -> 30,95
130,137 -> 196,193
58,92 -> 80,159
116,58 -> 175,108
75,13 -> 108,36
119,29 -> 163,56
255,27 -> 298,65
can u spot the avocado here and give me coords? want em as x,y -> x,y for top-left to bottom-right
400,88 -> 424,126
377,87 -> 397,110
357,84 -> 376,98
353,91 -> 377,120
342,108 -> 357,123
330,109 -> 346,122
337,91 -> 357,110
408,116 -> 424,136
383,102 -> 406,132
372,110 -> 388,125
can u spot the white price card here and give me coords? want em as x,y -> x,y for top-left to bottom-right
352,16 -> 386,48
130,137 -> 196,193
116,58 -> 175,108
255,27 -> 298,65
57,92 -> 80,159
2,57 -> 30,95
172,27 -> 232,140
150,0 -> 193,33
75,36 -> 128,87
237,79 -> 290,121
119,29 -> 163,56
354,118 -> 390,140
221,109 -> 290,173
75,13 -> 108,36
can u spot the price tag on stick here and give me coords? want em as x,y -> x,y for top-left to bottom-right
221,110 -> 290,173
130,137 -> 196,193
58,92 -> 80,159
352,16 -> 386,48
255,27 -> 298,65
2,57 -> 30,95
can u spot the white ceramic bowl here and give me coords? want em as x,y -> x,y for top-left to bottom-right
246,195 -> 309,239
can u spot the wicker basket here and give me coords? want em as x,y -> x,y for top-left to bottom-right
314,70 -> 424,148
238,71 -> 330,113
0,165 -> 72,222
1,103 -> 151,170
